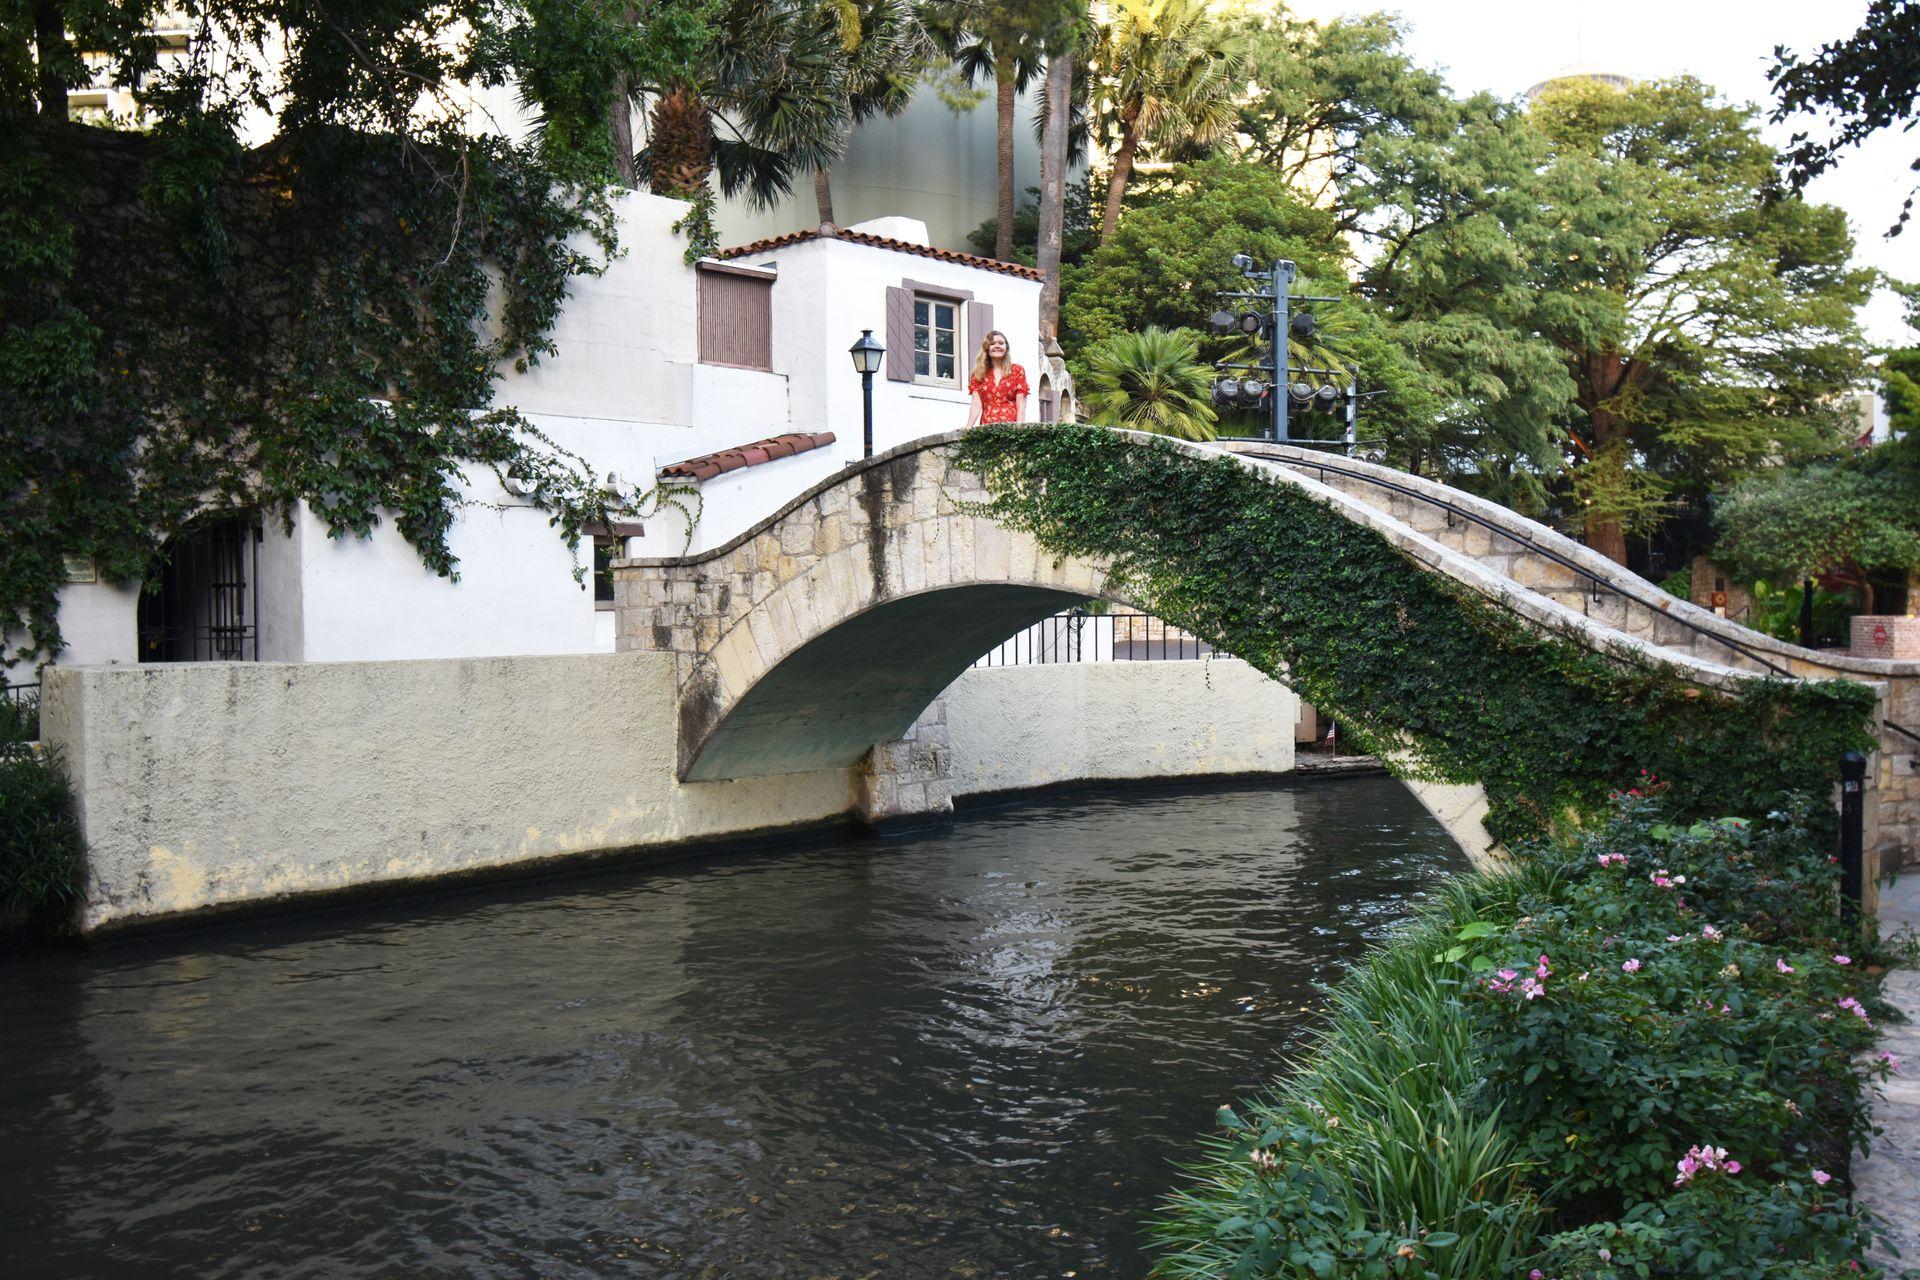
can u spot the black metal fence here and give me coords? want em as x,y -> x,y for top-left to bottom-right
975,610 -> 1212,666
4,679 -> 40,742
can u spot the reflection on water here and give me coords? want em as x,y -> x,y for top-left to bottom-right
0,776 -> 1463,1279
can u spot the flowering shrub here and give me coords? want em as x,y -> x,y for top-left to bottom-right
1152,798 -> 1903,1278
1465,798 -> 1891,1210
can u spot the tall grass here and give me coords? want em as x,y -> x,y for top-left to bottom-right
1151,867 -> 1556,1278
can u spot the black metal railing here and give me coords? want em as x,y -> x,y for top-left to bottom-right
975,610 -> 1212,666
4,679 -> 40,743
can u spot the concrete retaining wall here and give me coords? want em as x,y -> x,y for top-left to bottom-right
44,653 -> 856,934
43,652 -> 1338,935
947,659 -> 1298,795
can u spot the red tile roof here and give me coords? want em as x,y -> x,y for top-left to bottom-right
716,225 -> 1045,281
659,431 -> 838,483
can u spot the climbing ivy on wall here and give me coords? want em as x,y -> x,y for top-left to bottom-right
955,426 -> 1875,843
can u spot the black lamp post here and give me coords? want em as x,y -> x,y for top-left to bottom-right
849,329 -> 884,458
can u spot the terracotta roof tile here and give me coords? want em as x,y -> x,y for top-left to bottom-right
716,226 -> 1045,281
659,431 -> 838,482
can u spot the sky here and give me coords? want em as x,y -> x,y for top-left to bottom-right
1295,0 -> 1919,347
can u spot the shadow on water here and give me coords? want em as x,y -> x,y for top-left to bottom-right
0,774 -> 1464,1279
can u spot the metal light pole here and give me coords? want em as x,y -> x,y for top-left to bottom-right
848,329 -> 884,458
1269,258 -> 1295,443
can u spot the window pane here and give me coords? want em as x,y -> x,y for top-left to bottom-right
916,350 -> 930,376
934,302 -> 955,329
937,354 -> 954,380
914,326 -> 929,353
935,329 -> 953,356
593,538 -> 616,602
914,299 -> 929,325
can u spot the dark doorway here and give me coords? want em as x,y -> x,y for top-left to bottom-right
139,514 -> 261,663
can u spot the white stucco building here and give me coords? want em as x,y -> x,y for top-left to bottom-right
26,192 -> 1055,673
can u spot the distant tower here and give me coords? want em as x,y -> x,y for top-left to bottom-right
1526,67 -> 1635,101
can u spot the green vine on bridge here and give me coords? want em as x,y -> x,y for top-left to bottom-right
955,425 -> 1875,843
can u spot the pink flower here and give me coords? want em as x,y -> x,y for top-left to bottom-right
1622,958 -> 1642,973
1531,1271 -> 1544,1279
1880,1051 -> 1901,1073
1674,1143 -> 1738,1185
1813,1169 -> 1833,1186
1839,996 -> 1873,1025
1667,934 -> 1684,942
1834,955 -> 1851,965
1597,852 -> 1627,868
1777,958 -> 1795,974
1519,977 -> 1545,1000
1701,924 -> 1724,941
1536,955 -> 1552,979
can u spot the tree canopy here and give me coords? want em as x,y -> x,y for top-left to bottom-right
1,0 -> 707,665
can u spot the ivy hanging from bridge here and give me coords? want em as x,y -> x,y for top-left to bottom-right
954,425 -> 1875,843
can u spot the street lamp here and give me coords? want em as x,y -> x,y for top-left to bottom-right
848,329 -> 885,458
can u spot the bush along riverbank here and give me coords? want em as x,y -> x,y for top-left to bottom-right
1152,790 -> 1907,1279
0,691 -> 84,939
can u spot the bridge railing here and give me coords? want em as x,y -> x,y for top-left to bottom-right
973,609 -> 1212,667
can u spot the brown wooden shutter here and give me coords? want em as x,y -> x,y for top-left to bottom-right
884,286 -> 914,382
698,268 -> 773,370
966,300 -> 995,367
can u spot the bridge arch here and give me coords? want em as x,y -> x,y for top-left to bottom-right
617,430 -> 1911,877
617,445 -> 1150,781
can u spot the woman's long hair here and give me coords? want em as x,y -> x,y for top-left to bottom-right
970,329 -> 1013,384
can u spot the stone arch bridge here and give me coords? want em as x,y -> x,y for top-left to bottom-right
615,431 -> 1917,881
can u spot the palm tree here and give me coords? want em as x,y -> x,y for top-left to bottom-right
934,0 -> 1080,261
1088,0 -> 1242,243
635,0 -> 852,209
1081,327 -> 1219,440
812,0 -> 933,225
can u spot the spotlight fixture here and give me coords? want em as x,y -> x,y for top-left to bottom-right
1217,377 -> 1242,402
1237,310 -> 1265,335
1313,384 -> 1341,413
1209,309 -> 1237,335
1240,377 -> 1267,402
1290,311 -> 1317,339
1289,381 -> 1314,403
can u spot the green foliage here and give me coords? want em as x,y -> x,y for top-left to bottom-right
1740,580 -> 1855,648
955,426 -> 1876,845
1771,0 -> 1920,237
1085,0 -> 1243,239
965,179 -> 1098,268
1154,878 -> 1546,1277
1059,158 -> 1343,361
1714,448 -> 1920,608
0,0 -> 692,666
0,691 -> 83,926
1078,327 -> 1217,441
1468,801 -> 1885,1209
1523,78 -> 1872,548
1153,798 -> 1899,1278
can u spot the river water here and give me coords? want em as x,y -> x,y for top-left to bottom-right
0,776 -> 1463,1279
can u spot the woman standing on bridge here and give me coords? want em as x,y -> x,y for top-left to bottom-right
964,330 -> 1028,427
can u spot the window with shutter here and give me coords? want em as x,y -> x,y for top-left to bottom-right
697,264 -> 774,371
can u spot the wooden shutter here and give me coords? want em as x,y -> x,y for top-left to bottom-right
884,286 -> 914,382
697,267 -> 773,370
966,300 -> 995,366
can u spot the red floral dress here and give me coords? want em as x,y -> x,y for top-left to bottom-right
969,364 -> 1029,424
